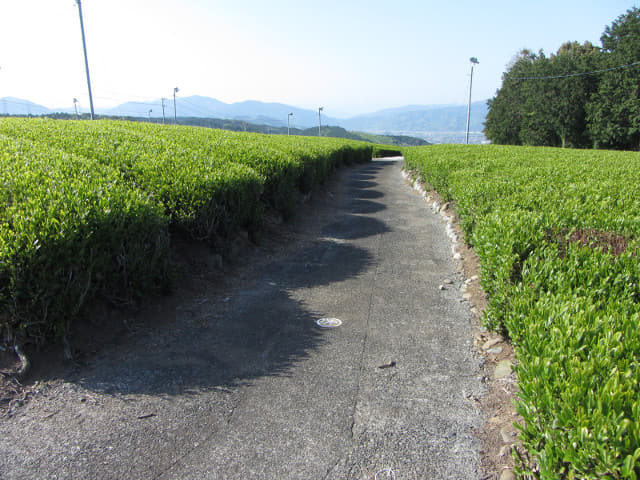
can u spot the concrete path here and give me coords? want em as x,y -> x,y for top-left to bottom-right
0,158 -> 484,479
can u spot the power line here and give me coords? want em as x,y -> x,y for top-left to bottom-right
98,90 -> 167,102
94,97 -> 161,107
180,97 -> 217,117
512,60 -> 640,80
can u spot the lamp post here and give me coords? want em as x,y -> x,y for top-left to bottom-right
73,98 -> 79,119
287,112 -> 293,136
148,109 -> 153,121
318,107 -> 324,137
465,57 -> 479,144
75,0 -> 95,120
173,87 -> 179,124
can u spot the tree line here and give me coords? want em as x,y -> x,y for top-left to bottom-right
484,7 -> 640,150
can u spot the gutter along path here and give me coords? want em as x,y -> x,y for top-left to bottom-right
1,158 -> 484,479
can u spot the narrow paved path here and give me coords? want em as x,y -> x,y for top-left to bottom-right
1,159 -> 484,479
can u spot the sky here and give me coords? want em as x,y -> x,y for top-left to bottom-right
1,0 -> 638,117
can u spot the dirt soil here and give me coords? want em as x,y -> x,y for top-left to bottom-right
0,164 -> 522,480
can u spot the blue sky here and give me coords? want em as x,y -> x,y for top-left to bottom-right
1,0 -> 638,116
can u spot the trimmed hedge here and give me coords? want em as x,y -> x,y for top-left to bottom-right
0,135 -> 170,346
0,118 -> 372,348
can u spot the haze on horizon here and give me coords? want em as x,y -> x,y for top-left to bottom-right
0,0 -> 637,117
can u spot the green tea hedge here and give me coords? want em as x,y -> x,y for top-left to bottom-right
0,118 -> 372,350
0,135 -> 169,347
405,144 -> 640,479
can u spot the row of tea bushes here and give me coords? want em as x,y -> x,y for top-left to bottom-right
404,144 -> 640,479
0,118 -> 372,349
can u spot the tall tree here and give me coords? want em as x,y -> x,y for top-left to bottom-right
587,7 -> 640,150
484,50 -> 538,145
547,41 -> 600,148
485,44 -> 599,148
486,8 -> 640,150
518,52 -> 560,147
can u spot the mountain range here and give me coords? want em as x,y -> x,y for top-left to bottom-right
0,96 -> 489,143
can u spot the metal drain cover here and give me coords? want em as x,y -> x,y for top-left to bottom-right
316,317 -> 342,328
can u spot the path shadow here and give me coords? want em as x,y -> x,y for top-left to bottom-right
59,161 -> 391,397
356,190 -> 385,200
322,214 -> 389,240
348,180 -> 378,189
350,173 -> 376,181
348,199 -> 386,215
68,239 -> 374,396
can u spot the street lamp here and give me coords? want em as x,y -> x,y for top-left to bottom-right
173,87 -> 179,124
318,107 -> 324,137
76,0 -> 95,120
73,98 -> 79,119
148,109 -> 153,121
287,112 -> 293,136
465,57 -> 479,144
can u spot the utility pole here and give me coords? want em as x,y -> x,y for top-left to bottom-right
161,98 -> 166,125
287,112 -> 293,136
76,0 -> 95,120
466,57 -> 479,144
318,107 -> 323,137
173,87 -> 179,124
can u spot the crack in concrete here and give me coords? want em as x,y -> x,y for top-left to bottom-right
153,391 -> 241,480
326,207 -> 385,480
351,231 -> 381,441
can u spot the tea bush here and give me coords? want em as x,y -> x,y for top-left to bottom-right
405,144 -> 640,478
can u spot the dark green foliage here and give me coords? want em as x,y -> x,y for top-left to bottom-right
587,8 -> 640,150
485,44 -> 600,148
486,8 -> 640,150
360,134 -> 429,147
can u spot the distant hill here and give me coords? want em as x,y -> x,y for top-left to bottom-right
99,96 -> 343,129
1,95 -> 489,143
352,132 -> 431,147
339,102 -> 489,143
295,126 -> 429,146
0,97 -> 52,116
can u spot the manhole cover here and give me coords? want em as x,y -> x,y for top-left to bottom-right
315,317 -> 342,328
